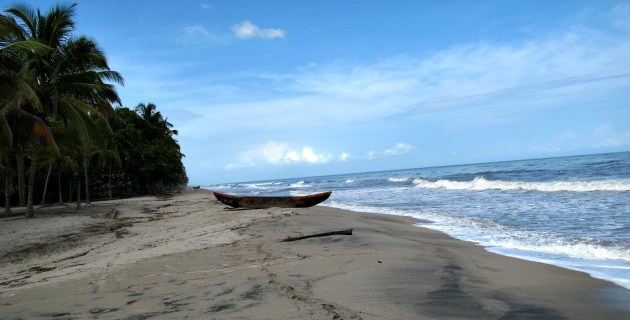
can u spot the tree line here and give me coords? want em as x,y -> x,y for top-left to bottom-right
1,3 -> 188,218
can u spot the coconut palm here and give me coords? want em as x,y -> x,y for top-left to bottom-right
1,11 -> 56,216
1,3 -> 74,217
136,103 -> 178,134
41,26 -> 123,209
133,103 -> 182,193
2,3 -> 123,216
92,115 -> 125,200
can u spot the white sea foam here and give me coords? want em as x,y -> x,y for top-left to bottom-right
243,183 -> 273,190
328,202 -> 630,263
345,179 -> 355,183
208,184 -> 234,190
412,177 -> 630,192
481,237 -> 630,261
487,247 -> 630,290
411,212 -> 630,288
290,180 -> 311,188
324,201 -> 630,289
388,177 -> 410,183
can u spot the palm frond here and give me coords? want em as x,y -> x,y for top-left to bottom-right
32,120 -> 58,151
0,14 -> 28,44
38,3 -> 76,47
4,4 -> 38,39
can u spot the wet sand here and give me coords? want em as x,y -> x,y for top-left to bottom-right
1,190 -> 628,319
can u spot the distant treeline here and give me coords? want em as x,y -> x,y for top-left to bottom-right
1,3 -> 188,217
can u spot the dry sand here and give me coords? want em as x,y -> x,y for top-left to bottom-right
1,189 -> 628,319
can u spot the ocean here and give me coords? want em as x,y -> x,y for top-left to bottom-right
207,152 -> 630,289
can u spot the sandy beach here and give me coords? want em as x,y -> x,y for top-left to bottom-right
1,189 -> 628,319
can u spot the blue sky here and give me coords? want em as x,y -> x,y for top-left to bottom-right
10,1 -> 630,184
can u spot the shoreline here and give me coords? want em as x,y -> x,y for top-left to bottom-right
325,203 -> 630,291
1,190 -> 628,319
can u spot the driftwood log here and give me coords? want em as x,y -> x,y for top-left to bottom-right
282,228 -> 353,242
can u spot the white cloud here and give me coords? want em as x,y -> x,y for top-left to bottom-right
385,143 -> 413,155
339,152 -> 351,161
232,21 -> 285,39
282,24 -> 628,125
199,3 -> 212,10
145,15 -> 630,139
226,141 -> 332,169
366,143 -> 413,159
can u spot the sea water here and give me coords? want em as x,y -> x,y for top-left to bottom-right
208,152 -> 630,289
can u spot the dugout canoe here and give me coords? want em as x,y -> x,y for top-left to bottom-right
213,191 -> 332,209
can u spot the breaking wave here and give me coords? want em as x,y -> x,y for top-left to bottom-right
290,180 -> 311,188
412,177 -> 630,192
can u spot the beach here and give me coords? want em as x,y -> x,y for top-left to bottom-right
1,189 -> 628,319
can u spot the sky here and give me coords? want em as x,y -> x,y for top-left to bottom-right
7,1 -> 630,184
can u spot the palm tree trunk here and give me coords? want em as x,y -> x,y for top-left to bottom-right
4,170 -> 11,217
57,164 -> 63,204
108,159 -> 112,200
76,172 -> 81,210
40,164 -> 52,206
83,154 -> 90,205
15,153 -> 25,207
25,149 -> 38,218
67,171 -> 72,203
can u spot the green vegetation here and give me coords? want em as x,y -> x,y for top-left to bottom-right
1,3 -> 188,217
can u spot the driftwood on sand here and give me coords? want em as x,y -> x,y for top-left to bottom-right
282,228 -> 353,242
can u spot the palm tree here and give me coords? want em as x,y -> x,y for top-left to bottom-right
93,115 -> 124,200
2,3 -> 123,216
1,11 -> 56,216
78,113 -> 109,205
1,3 -> 73,217
37,120 -> 66,205
136,103 -> 178,136
1,108 -> 12,216
44,29 -> 123,209
134,103 -> 180,193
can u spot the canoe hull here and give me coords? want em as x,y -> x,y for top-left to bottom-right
213,191 -> 332,209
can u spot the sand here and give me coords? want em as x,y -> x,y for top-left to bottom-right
1,189 -> 628,319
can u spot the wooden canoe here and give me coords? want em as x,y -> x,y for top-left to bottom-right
213,191 -> 332,209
